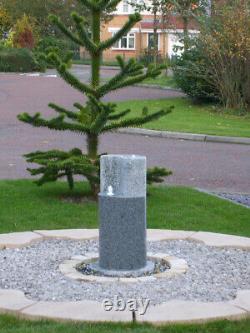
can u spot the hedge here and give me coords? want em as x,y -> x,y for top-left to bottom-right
0,47 -> 41,72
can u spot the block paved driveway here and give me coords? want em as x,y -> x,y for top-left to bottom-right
0,69 -> 250,194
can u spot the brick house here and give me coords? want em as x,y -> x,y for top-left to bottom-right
80,0 -> 200,62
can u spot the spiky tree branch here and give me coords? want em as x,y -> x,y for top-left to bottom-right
18,113 -> 90,134
47,53 -> 96,96
49,15 -> 84,46
99,13 -> 141,51
103,108 -> 172,132
98,65 -> 164,96
147,167 -> 172,185
18,0 -> 173,197
48,103 -> 79,120
108,109 -> 131,120
71,12 -> 98,54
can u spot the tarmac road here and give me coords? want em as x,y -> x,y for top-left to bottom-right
0,71 -> 249,193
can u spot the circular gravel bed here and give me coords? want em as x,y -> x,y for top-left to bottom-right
0,239 -> 249,305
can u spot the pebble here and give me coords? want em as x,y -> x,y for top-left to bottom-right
0,239 -> 249,305
77,258 -> 169,277
217,193 -> 250,208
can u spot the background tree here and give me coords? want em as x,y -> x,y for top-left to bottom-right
18,0 -> 173,198
131,0 -> 172,66
0,0 -> 115,36
170,0 -> 208,50
151,0 -> 173,66
12,14 -> 39,49
173,0 -> 250,111
0,6 -> 12,38
199,0 -> 250,110
0,0 -> 86,36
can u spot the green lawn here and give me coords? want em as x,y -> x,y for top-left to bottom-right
0,180 -> 249,236
1,314 -> 250,333
0,180 -> 250,332
100,72 -> 177,88
116,98 -> 250,137
143,74 -> 177,88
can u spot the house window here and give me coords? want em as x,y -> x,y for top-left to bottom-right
112,33 -> 135,50
148,33 -> 159,50
123,0 -> 129,13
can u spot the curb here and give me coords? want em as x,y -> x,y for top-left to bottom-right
73,64 -> 119,71
118,128 -> 250,145
135,83 -> 182,92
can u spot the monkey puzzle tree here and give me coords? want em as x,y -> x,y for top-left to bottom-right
18,0 -> 173,198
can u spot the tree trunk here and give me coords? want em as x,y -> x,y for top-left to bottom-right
183,16 -> 189,52
153,4 -> 158,67
87,132 -> 99,198
88,8 -> 101,198
91,10 -> 101,89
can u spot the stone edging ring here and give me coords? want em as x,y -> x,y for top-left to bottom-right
0,229 -> 249,324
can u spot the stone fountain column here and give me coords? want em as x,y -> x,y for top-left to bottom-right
97,154 -> 153,276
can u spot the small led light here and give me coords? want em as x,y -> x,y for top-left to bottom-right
107,185 -> 114,196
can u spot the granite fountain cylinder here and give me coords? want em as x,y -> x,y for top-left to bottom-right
96,154 -> 153,276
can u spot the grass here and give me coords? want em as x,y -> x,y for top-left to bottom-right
0,180 -> 249,332
1,314 -> 250,333
100,76 -> 176,89
143,74 -> 177,88
116,98 -> 250,137
0,180 -> 249,236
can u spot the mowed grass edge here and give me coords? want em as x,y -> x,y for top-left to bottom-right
0,180 -> 249,236
116,98 -> 250,138
1,314 -> 250,333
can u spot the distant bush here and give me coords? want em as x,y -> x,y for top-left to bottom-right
35,36 -> 79,69
36,36 -> 68,57
174,0 -> 250,111
13,14 -> 39,49
0,47 -> 41,72
36,36 -> 79,59
173,44 -> 219,103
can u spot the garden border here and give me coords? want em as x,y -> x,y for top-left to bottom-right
0,229 -> 249,324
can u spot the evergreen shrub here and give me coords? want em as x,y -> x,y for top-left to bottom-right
0,47 -> 41,72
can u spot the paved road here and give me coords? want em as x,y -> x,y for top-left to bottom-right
0,72 -> 249,193
45,64 -> 120,82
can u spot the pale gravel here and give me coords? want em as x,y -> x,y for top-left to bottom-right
0,239 -> 249,305
217,193 -> 250,208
